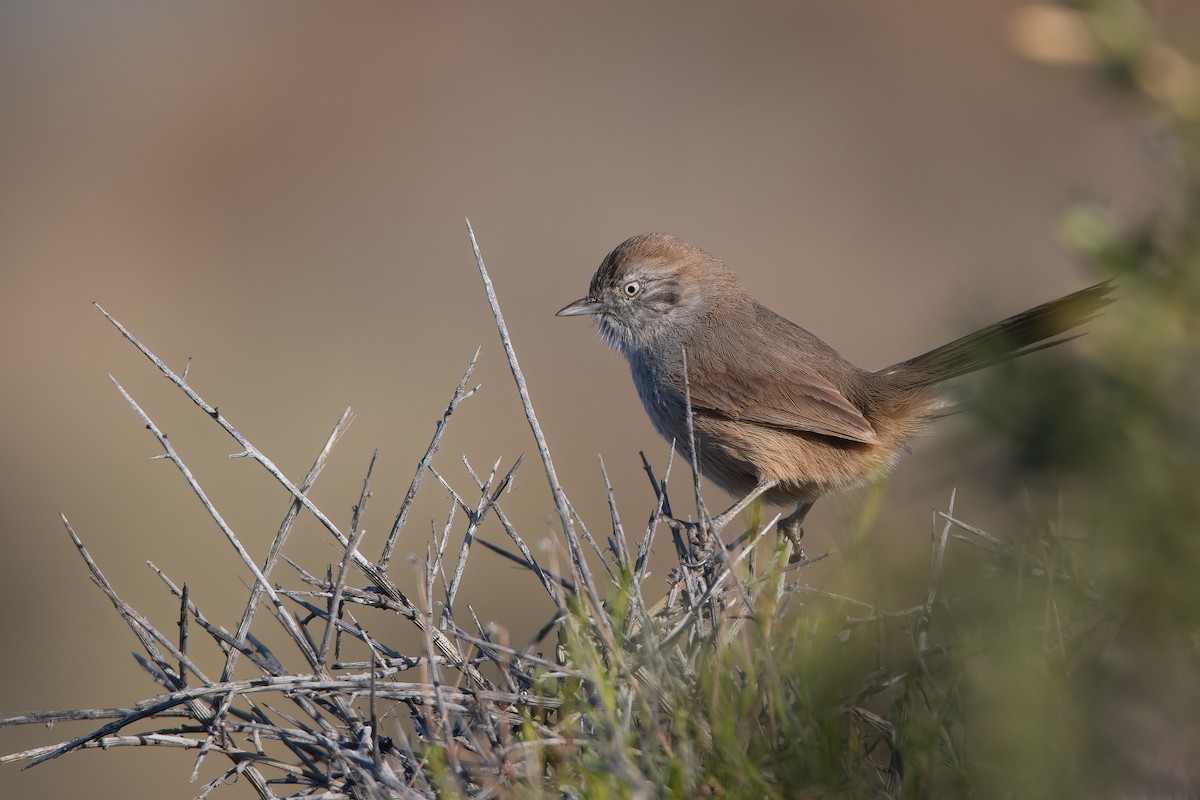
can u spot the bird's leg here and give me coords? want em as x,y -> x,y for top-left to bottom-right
709,479 -> 778,530
777,500 -> 812,562
676,479 -> 778,563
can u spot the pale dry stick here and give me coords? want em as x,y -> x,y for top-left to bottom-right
205,692 -> 302,782
466,610 -> 519,758
566,498 -> 618,583
60,516 -> 212,690
455,631 -> 578,679
61,515 -> 256,778
688,520 -> 761,649
598,456 -> 628,567
110,378 -> 360,781
346,624 -> 422,797
435,611 -> 503,750
329,653 -> 429,672
430,501 -> 458,609
345,614 -> 393,783
597,460 -> 677,720
428,465 -> 472,518
325,447 -> 378,665
651,516 -> 780,654
465,472 -> 562,606
711,513 -> 784,645
917,489 -> 956,660
192,689 -> 332,788
679,347 -> 751,633
680,347 -> 710,540
465,219 -> 615,648
0,636 -> 462,720
634,446 -> 676,579
16,525 -> 287,781
667,544 -> 796,657
601,453 -> 670,647
3,734 -> 306,771
621,568 -> 664,665
0,707 -> 187,729
764,542 -> 796,628
203,746 -> 299,800
659,441 -> 708,622
22,681 -> 232,769
179,584 -> 190,690
350,448 -> 378,538
18,672 -> 562,770
195,762 -> 281,800
248,704 -> 334,776
666,517 -> 703,624
472,537 -> 575,591
379,349 -> 481,571
293,558 -> 489,686
246,705 -> 344,788
944,514 -> 1015,554
466,606 -> 518,694
149,563 -> 280,675
427,465 -> 491,613
432,513 -> 453,614
96,304 -> 355,554
316,449 -> 378,667
446,456 -> 523,614
459,452 -> 499,497
451,611 -> 506,695
97,305 -> 486,684
110,377 -> 323,672
223,408 -> 354,684
392,745 -> 436,800
319,516 -> 373,668
231,715 -> 397,787
99,309 -> 379,590
703,520 -> 756,638
455,607 -> 509,748
283,555 -> 319,584
291,595 -> 413,661
418,553 -> 454,752
220,672 -> 561,710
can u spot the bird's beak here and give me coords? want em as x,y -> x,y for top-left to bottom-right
556,297 -> 602,317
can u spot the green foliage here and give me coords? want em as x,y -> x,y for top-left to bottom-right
491,7 -> 1200,797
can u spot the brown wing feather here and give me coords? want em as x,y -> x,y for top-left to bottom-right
684,364 -> 878,444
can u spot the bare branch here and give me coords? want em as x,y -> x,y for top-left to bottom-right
465,220 -> 614,648
379,349 -> 480,571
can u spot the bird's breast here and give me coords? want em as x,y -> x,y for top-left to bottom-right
626,350 -> 687,443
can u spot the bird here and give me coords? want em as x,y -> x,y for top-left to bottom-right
557,232 -> 1112,552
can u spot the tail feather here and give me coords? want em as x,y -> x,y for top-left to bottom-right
879,279 -> 1114,388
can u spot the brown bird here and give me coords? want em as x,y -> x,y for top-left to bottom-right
557,233 -> 1111,549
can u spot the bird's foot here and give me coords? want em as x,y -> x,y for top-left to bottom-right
777,517 -> 806,564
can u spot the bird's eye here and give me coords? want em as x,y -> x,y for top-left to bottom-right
622,281 -> 641,297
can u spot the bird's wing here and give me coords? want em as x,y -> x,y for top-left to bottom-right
683,364 -> 878,444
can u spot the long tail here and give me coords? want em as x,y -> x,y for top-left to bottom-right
878,279 -> 1114,388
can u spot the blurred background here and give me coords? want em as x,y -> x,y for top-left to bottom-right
0,1 -> 1191,797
